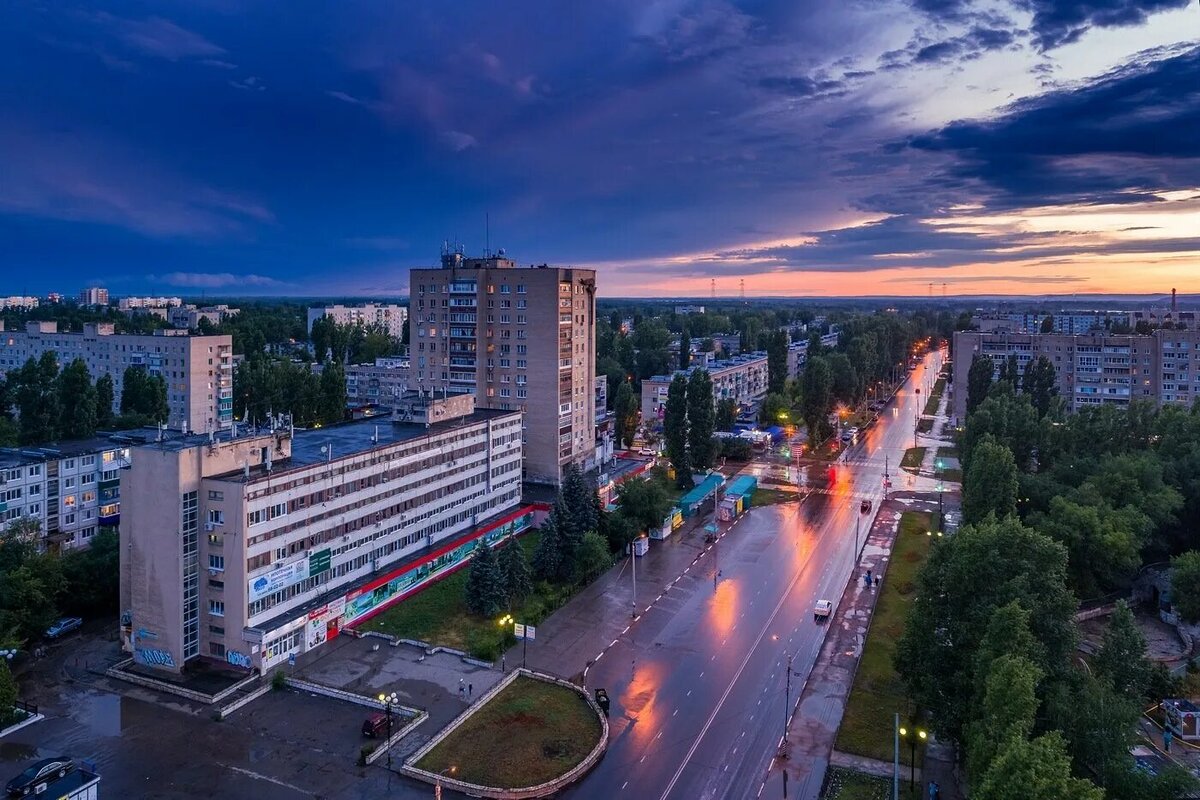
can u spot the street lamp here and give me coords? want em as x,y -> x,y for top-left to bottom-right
898,723 -> 927,797
435,765 -> 457,799
377,691 -> 399,770
498,614 -> 529,669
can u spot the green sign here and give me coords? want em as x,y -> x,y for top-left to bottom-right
309,548 -> 332,577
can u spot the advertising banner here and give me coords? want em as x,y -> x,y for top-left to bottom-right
248,557 -> 310,602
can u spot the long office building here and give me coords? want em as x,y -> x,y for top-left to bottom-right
119,392 -> 533,675
408,248 -> 597,484
952,329 -> 1200,423
307,304 -> 408,338
0,321 -> 233,433
641,352 -> 770,424
344,357 -> 410,404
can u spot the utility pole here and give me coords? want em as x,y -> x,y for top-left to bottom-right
893,713 -> 900,800
784,652 -> 794,744
855,511 -> 861,561
631,549 -> 637,618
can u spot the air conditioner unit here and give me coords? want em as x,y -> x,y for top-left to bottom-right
204,522 -> 217,532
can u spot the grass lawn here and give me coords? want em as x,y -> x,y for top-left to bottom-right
820,767 -> 891,800
754,487 -> 800,506
921,379 -> 945,417
934,446 -> 957,461
835,511 -> 932,766
900,447 -> 926,473
367,531 -> 579,660
416,675 -> 602,788
916,417 -> 933,434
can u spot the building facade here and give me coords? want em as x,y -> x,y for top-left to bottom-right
0,321 -> 234,433
168,304 -> 240,329
786,331 -> 841,380
409,250 -> 597,485
119,393 -> 531,674
118,297 -> 183,310
952,329 -> 1200,422
79,287 -> 109,306
640,352 -> 769,424
307,304 -> 408,339
0,296 -> 39,310
344,358 -> 410,404
0,434 -> 141,551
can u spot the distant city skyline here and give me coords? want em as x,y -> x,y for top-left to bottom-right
1,2 -> 1197,297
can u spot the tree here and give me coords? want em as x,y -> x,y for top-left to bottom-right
604,511 -> 638,554
615,477 -> 671,536
967,654 -> 1042,782
317,362 -> 347,425
1172,551 -> 1200,623
962,436 -> 1019,524
1040,315 -> 1055,333
60,528 -> 120,616
531,515 -> 564,582
94,373 -> 115,428
759,392 -> 790,426
826,351 -> 857,405
997,353 -> 1020,386
464,541 -> 506,617
562,466 -> 597,537
1093,601 -> 1150,700
497,536 -> 532,606
767,330 -> 788,395
0,660 -> 17,726
678,322 -> 691,370
310,315 -> 334,363
974,733 -> 1103,800
687,370 -> 716,470
120,366 -> 168,423
896,515 -> 1077,743
715,398 -> 738,431
575,532 -> 612,583
614,381 -> 638,448
800,355 -> 833,444
16,353 -> 61,444
967,354 -> 994,415
1022,356 -> 1058,418
664,374 -> 691,488
58,359 -> 98,440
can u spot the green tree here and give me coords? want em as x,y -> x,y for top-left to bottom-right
310,315 -> 334,363
1172,551 -> 1200,623
1040,315 -> 1054,333
94,373 -> 115,428
0,660 -> 17,726
604,511 -> 639,553
17,353 -> 61,444
60,528 -> 120,616
800,355 -> 833,444
1093,601 -> 1150,700
575,532 -> 612,583
120,366 -> 168,423
1022,356 -> 1058,418
1031,497 -> 1143,598
614,381 -> 638,448
497,536 -> 532,606
58,358 -> 98,440
687,370 -> 716,470
615,477 -> 671,536
962,436 -> 1019,524
997,353 -> 1020,386
464,541 -> 506,617
966,654 -> 1042,782
678,322 -> 691,370
974,732 -> 1103,800
767,330 -> 788,395
715,398 -> 737,431
759,392 -> 790,426
562,466 -> 597,537
896,515 -> 1077,743
967,354 -> 994,415
531,515 -> 564,582
664,374 -> 691,488
317,362 -> 347,424
0,557 -> 65,647
826,351 -> 857,405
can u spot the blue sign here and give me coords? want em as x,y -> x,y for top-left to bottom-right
288,653 -> 296,666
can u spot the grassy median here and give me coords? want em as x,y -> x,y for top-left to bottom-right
820,767 -> 891,800
899,447 -> 925,474
416,675 -> 602,788
835,511 -> 932,766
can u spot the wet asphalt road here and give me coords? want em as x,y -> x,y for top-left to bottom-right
562,349 -> 944,800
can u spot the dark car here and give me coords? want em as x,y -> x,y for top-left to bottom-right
45,617 -> 82,639
362,713 -> 389,738
860,499 -> 872,513
6,757 -> 74,796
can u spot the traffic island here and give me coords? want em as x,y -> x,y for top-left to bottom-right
403,670 -> 607,798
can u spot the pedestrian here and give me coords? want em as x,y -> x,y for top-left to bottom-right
875,574 -> 881,588
934,781 -> 941,800
501,655 -> 506,673
928,781 -> 936,800
468,683 -> 473,698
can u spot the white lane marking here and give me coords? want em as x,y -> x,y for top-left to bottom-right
623,781 -> 629,790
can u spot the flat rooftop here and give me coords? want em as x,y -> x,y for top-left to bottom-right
0,427 -> 175,468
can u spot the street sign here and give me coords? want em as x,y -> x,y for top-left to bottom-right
288,653 -> 296,667
514,623 -> 526,639
526,625 -> 536,640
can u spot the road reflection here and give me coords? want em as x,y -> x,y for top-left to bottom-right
621,657 -> 667,748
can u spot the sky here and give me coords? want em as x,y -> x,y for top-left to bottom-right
1,1 -> 1198,298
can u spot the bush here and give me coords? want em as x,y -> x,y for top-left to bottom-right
271,669 -> 287,691
358,744 -> 374,767
719,437 -> 753,461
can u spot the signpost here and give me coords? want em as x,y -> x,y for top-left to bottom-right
514,622 -> 535,668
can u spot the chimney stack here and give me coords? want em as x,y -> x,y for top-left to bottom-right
1172,288 -> 1177,312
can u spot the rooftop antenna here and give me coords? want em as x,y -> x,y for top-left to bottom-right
485,212 -> 491,258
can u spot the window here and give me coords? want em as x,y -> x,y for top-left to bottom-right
208,490 -> 224,501
208,509 -> 224,526
209,554 -> 225,571
62,495 -> 76,508
81,490 -> 96,503
209,642 -> 226,657
209,600 -> 225,617
63,477 -> 76,489
209,625 -> 225,635
81,473 -> 95,485
28,465 -> 41,478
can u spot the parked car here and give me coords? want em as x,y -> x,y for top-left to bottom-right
814,599 -> 833,620
45,617 -> 82,639
6,757 -> 74,796
860,499 -> 872,513
361,713 -> 389,738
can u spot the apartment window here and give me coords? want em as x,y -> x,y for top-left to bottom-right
62,495 -> 76,508
209,642 -> 226,657
28,465 -> 41,478
63,477 -> 76,489
209,600 -> 225,617
81,490 -> 96,503
209,554 -> 225,571
209,625 -> 225,636
208,509 -> 224,525
208,490 -> 224,501
81,455 -> 96,467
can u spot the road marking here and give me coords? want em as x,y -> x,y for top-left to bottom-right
686,690 -> 691,697
673,709 -> 679,717
622,781 -> 629,790
700,671 -> 705,678
224,766 -> 312,795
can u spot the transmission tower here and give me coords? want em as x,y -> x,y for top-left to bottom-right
711,278 -> 716,299
740,279 -> 746,301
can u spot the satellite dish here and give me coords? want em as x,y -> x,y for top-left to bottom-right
320,445 -> 328,455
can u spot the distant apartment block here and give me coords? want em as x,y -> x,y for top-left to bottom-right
786,332 -> 841,380
79,287 -> 109,306
0,321 -> 234,433
119,393 -> 529,675
0,432 -> 149,552
409,249 -> 597,484
168,304 -> 240,329
307,304 -> 408,338
118,297 -> 183,311
972,311 -> 1130,335
0,296 -> 39,310
641,352 -> 769,424
675,305 -> 706,315
344,357 -> 410,404
952,329 -> 1200,423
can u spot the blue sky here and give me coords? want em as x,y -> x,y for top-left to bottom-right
1,1 -> 1198,297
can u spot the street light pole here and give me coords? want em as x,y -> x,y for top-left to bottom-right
784,652 -> 794,744
378,691 -> 398,770
893,714 -> 900,800
631,547 -> 637,619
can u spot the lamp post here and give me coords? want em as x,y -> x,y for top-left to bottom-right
435,766 -> 457,799
377,691 -> 399,770
498,614 -> 528,669
898,722 -> 927,797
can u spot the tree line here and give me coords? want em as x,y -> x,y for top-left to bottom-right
0,355 -> 167,446
896,357 -> 1200,799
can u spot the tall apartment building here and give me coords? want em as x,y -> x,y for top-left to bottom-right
640,352 -> 769,423
408,250 -> 597,484
0,433 -> 145,552
0,321 -> 234,433
952,329 -> 1200,423
0,297 -> 39,310
79,287 -> 109,306
344,358 -> 410,404
786,331 -> 841,380
307,304 -> 408,339
119,392 -> 533,674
